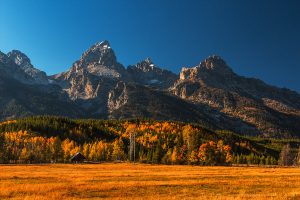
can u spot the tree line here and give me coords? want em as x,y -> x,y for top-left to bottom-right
0,116 -> 299,166
0,130 -> 232,165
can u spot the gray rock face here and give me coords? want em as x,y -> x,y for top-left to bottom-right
0,51 -> 38,85
50,41 -> 131,117
76,40 -> 127,79
53,41 -> 129,102
180,55 -> 233,80
7,50 -> 49,84
108,81 -> 128,113
127,58 -> 178,89
82,41 -> 116,67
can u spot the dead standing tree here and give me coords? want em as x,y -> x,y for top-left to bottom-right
295,146 -> 300,166
129,118 -> 140,163
130,130 -> 136,162
279,143 -> 293,166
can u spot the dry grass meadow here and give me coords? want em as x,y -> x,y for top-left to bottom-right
0,163 -> 300,200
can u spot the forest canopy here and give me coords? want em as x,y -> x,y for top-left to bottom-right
0,116 -> 299,165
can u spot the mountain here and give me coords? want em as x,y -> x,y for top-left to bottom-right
171,56 -> 300,137
1,41 -> 300,138
7,50 -> 49,84
0,51 -> 84,119
51,40 -> 130,116
127,58 -> 177,89
0,50 -> 39,85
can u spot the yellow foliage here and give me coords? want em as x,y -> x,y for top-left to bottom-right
0,120 -> 17,125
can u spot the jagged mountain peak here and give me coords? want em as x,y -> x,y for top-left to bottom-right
95,40 -> 111,48
129,58 -> 171,74
6,50 -> 49,85
127,58 -> 178,88
197,55 -> 233,73
144,57 -> 153,64
7,50 -> 33,69
132,57 -> 157,71
0,50 -> 10,64
53,40 -> 128,101
179,55 -> 234,80
0,50 -> 6,57
204,55 -> 226,64
80,40 -> 116,67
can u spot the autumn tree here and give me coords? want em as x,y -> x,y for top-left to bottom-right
189,150 -> 199,165
47,137 -> 63,162
112,138 -> 126,161
82,143 -> 91,160
198,140 -> 232,166
161,148 -> 172,164
198,141 -> 217,165
61,139 -> 80,162
177,145 -> 188,164
171,147 -> 178,164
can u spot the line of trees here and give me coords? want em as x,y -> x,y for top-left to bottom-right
0,117 -> 298,166
232,153 -> 278,165
0,130 -> 233,165
231,144 -> 300,166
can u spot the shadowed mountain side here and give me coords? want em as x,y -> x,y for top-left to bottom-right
172,56 -> 300,137
108,83 -> 261,135
0,71 -> 84,120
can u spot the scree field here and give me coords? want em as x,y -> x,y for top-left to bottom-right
0,163 -> 300,200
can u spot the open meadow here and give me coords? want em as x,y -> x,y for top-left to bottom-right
0,163 -> 300,200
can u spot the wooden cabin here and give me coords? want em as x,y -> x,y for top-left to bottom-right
70,152 -> 86,163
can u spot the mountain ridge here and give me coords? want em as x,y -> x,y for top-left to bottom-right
1,40 -> 300,138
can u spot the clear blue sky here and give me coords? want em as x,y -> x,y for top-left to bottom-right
0,0 -> 299,92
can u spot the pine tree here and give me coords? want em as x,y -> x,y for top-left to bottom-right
152,140 -> 163,164
0,134 -> 5,163
247,153 -> 254,165
265,156 -> 270,166
270,157 -> 278,165
236,154 -> 240,164
259,156 -> 265,165
147,147 -> 153,163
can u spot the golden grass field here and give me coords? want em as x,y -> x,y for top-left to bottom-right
0,163 -> 300,200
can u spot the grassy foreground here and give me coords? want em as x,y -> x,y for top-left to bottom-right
0,164 -> 300,200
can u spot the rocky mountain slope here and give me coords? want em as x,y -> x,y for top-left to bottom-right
127,58 -> 177,89
0,50 -> 85,119
1,41 -> 300,138
7,50 -> 49,84
171,56 -> 300,137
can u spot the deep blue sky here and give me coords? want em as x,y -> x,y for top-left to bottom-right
1,0 -> 299,92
